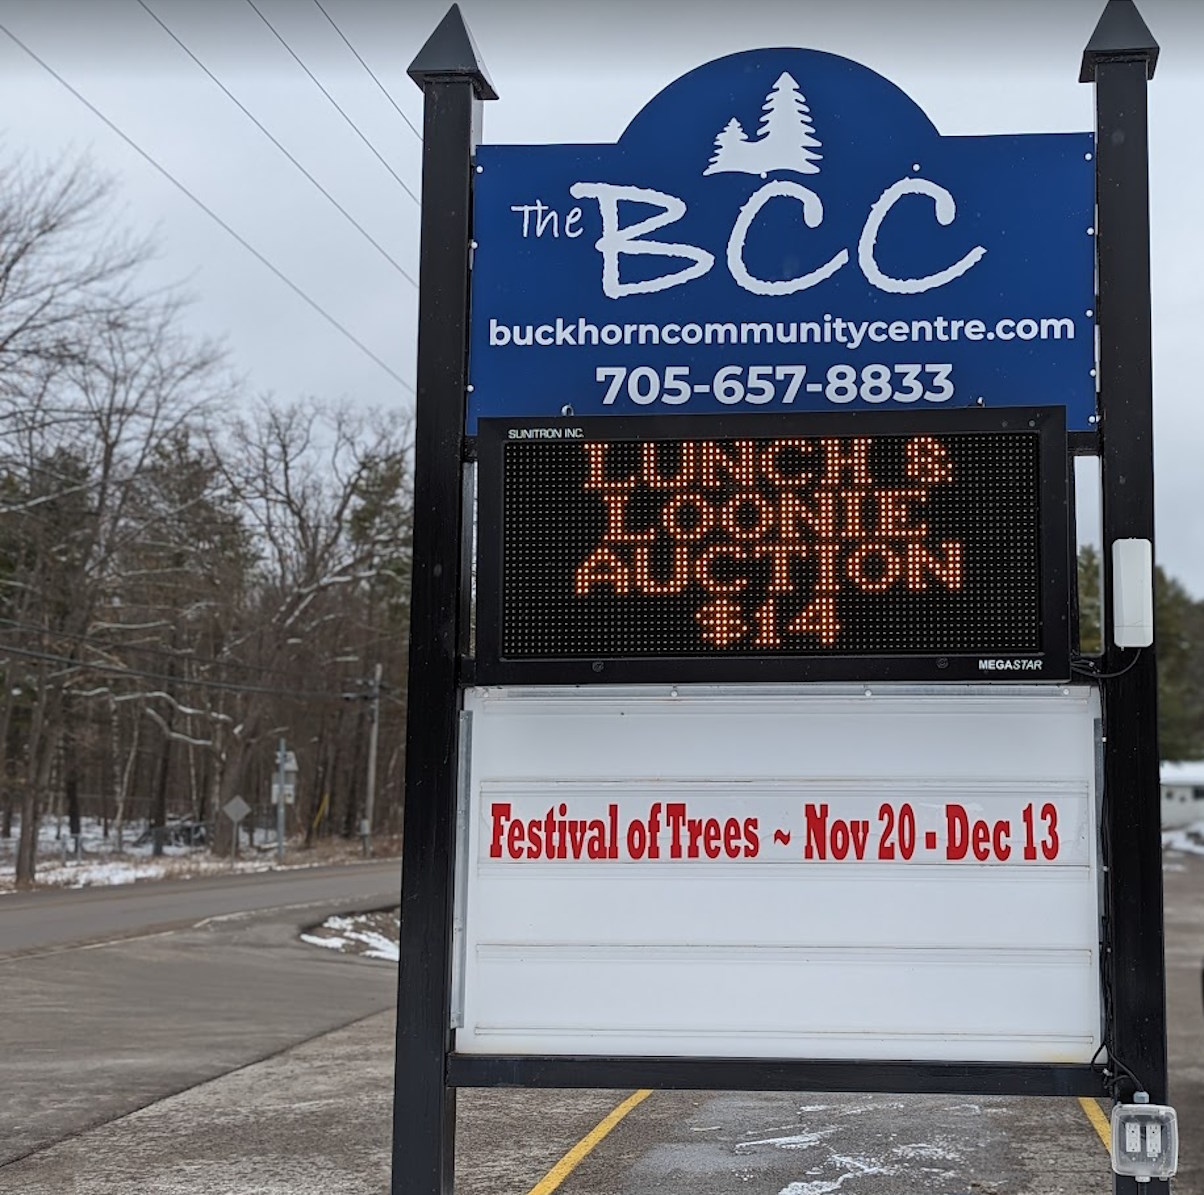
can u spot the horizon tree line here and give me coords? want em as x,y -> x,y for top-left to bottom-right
0,153 -> 414,885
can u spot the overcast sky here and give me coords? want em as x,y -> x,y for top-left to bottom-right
0,0 -> 1200,591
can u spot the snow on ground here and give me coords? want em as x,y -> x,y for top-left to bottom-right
1162,821 -> 1204,857
777,1153 -> 894,1195
301,910 -> 400,962
0,815 -> 395,891
3,853 -> 286,891
735,1130 -> 836,1152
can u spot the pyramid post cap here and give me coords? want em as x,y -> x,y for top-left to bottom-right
1080,0 -> 1159,83
409,4 -> 497,100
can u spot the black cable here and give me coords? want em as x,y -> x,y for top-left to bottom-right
311,0 -> 423,143
1071,648 -> 1145,681
0,617 -> 382,683
135,0 -> 416,285
243,0 -> 420,207
0,19 -> 414,395
1106,1053 -> 1145,1093
1091,679 -> 1150,1105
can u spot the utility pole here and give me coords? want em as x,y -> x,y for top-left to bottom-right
275,737 -> 287,865
362,662 -> 382,856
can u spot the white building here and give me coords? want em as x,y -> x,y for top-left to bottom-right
1161,761 -> 1204,829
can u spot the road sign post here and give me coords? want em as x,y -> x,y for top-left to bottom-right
222,796 -> 251,864
362,661 -> 383,856
274,738 -> 287,864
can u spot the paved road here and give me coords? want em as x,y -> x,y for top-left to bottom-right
0,862 -> 401,1166
0,860 -> 401,956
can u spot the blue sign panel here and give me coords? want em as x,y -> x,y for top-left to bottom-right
468,50 -> 1096,432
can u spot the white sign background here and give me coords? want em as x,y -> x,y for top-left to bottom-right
454,684 -> 1102,1063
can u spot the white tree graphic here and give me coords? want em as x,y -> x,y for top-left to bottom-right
704,117 -> 752,176
704,71 -> 824,178
756,72 -> 822,173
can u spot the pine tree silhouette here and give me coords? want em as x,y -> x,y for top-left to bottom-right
702,72 -> 824,178
756,72 -> 822,174
704,117 -> 752,176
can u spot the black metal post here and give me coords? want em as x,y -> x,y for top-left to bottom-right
393,8 -> 495,1194
1081,4 -> 1165,1192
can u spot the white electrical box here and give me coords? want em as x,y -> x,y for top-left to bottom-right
1112,538 -> 1154,649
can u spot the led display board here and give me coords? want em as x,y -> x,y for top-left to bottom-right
475,408 -> 1068,684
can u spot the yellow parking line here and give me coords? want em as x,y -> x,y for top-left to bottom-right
529,1088 -> 1106,1190
1078,1096 -> 1111,1151
526,1089 -> 652,1195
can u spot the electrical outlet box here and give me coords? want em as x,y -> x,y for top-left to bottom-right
1111,1101 -> 1177,1181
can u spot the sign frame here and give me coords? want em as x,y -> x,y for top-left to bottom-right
451,683 -> 1106,1086
475,406 -> 1070,686
395,5 -> 1168,1194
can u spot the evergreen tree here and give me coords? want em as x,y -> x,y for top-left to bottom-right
1155,567 -> 1204,761
1077,544 -> 1103,655
757,71 -> 823,174
1078,545 -> 1204,761
704,118 -> 750,175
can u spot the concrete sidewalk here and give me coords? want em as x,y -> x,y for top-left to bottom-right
0,1011 -> 398,1195
0,1010 -> 623,1195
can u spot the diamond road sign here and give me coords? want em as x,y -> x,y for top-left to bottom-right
222,796 -> 251,824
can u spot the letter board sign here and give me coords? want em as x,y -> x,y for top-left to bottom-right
467,49 -> 1096,432
474,407 -> 1070,684
454,685 -> 1102,1065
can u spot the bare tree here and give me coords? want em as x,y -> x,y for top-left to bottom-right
0,160 -> 227,882
0,155 -> 417,884
206,398 -> 412,840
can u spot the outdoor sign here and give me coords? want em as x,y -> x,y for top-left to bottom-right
455,685 -> 1102,1063
398,6 -> 1168,1191
467,49 -> 1096,432
475,408 -> 1069,683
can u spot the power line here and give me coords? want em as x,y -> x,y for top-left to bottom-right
135,0 -> 417,285
0,617 -> 380,683
0,640 -> 353,701
0,19 -> 414,396
243,0 -> 420,208
311,0 -> 423,144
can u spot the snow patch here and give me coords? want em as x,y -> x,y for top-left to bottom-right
736,1129 -> 835,1152
300,911 -> 400,962
300,934 -> 351,951
892,1142 -> 961,1162
0,814 -> 389,891
64,861 -> 169,888
778,1152 -> 894,1194
1161,823 -> 1204,856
